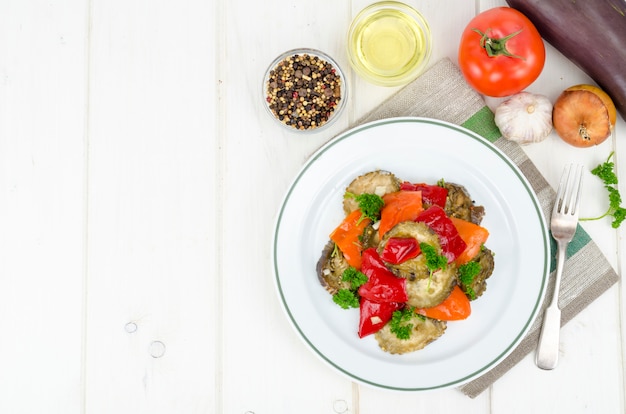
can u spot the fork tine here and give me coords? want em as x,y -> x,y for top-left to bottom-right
553,165 -> 570,215
564,164 -> 583,216
554,164 -> 584,216
570,165 -> 584,216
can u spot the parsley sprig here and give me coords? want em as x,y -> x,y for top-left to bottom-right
581,152 -> 626,228
332,289 -> 359,309
389,307 -> 415,340
420,242 -> 447,289
332,267 -> 368,309
458,261 -> 481,300
342,267 -> 368,290
345,192 -> 385,223
389,307 -> 426,340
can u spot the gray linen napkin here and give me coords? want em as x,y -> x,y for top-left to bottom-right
352,57 -> 620,398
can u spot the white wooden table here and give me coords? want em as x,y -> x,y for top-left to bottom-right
1,0 -> 624,412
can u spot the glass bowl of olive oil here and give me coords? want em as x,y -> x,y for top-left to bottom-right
347,1 -> 432,87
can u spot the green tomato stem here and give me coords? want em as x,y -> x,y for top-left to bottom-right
472,28 -> 526,59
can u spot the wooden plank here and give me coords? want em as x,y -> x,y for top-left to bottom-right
618,121 -> 626,414
85,1 -> 217,412
0,1 -> 87,413
218,0 -> 354,411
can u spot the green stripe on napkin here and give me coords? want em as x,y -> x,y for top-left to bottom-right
354,57 -> 620,398
461,106 -> 501,143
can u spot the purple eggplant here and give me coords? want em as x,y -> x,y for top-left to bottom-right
506,0 -> 626,121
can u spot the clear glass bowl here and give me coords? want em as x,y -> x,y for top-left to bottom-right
347,1 -> 432,87
262,48 -> 348,133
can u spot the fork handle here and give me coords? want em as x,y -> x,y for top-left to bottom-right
535,304 -> 562,369
535,242 -> 567,370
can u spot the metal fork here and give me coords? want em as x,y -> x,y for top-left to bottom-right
535,164 -> 584,370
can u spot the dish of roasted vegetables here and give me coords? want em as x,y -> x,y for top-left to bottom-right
317,170 -> 495,354
273,118 -> 549,391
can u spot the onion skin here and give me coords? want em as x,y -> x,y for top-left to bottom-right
506,0 -> 626,121
552,85 -> 616,148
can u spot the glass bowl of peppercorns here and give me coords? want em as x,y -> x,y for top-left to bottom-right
263,48 -> 347,133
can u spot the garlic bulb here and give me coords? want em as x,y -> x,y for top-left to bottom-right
494,92 -> 553,144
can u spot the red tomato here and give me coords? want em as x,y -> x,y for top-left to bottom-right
458,7 -> 545,97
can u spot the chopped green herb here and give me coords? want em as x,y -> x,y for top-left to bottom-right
333,289 -> 359,309
331,243 -> 339,257
389,307 -> 415,340
341,267 -> 368,290
437,178 -> 446,188
332,267 -> 367,310
420,242 -> 447,289
581,152 -> 626,228
346,192 -> 385,223
590,154 -> 618,185
458,261 -> 481,300
420,242 -> 448,272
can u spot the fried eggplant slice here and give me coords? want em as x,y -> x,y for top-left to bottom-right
378,221 -> 457,309
359,224 -> 380,251
404,264 -> 458,309
375,316 -> 447,354
458,246 -> 495,300
443,182 -> 485,225
343,170 -> 401,215
317,220 -> 381,295
316,240 -> 351,295
377,222 -> 440,280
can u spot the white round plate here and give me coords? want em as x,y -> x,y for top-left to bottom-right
272,117 -> 550,391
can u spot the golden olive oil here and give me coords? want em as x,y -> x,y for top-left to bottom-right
348,4 -> 431,86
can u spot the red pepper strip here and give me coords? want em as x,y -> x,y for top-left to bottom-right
450,216 -> 490,265
380,237 -> 421,264
329,209 -> 371,269
415,205 -> 467,263
358,297 -> 402,338
400,182 -> 448,208
378,191 -> 423,238
358,248 -> 408,303
416,285 -> 471,321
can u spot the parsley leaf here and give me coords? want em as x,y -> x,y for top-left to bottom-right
389,307 -> 415,340
581,152 -> 626,228
332,267 -> 367,310
420,242 -> 448,272
458,261 -> 481,300
346,192 -> 385,223
591,157 -> 618,185
341,267 -> 368,290
419,242 -> 447,289
332,289 -> 359,309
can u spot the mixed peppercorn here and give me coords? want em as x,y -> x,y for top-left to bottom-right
265,53 -> 342,131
